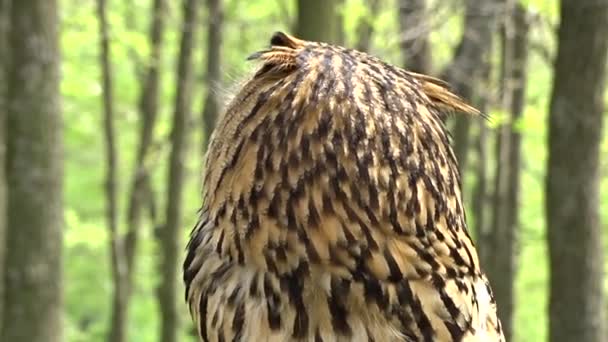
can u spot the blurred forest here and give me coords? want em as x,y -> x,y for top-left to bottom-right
0,0 -> 607,341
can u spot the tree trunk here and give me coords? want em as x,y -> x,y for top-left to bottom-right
295,0 -> 339,43
125,0 -> 166,274
1,0 -> 63,341
472,121 -> 488,245
355,0 -> 381,52
485,4 -> 529,340
442,0 -> 504,174
546,1 -> 608,341
158,0 -> 198,341
441,0 -> 504,257
0,0 -> 9,328
398,0 -> 432,74
487,3 -> 513,334
201,0 -> 223,152
489,5 -> 528,340
334,0 -> 345,45
96,2 -> 127,342
108,1 -> 167,341
471,56 -> 492,250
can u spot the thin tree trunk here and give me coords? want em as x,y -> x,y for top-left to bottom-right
398,0 -> 432,74
1,0 -> 63,340
296,0 -> 340,43
486,4 -> 529,340
334,0 -> 345,45
126,0 -> 166,273
471,56 -> 492,250
96,2 -> 128,342
472,121 -> 488,244
201,0 -> 223,152
442,0 -> 504,173
546,1 -> 608,341
487,2 -> 514,329
490,5 -> 528,340
355,0 -> 381,52
0,0 -> 9,328
158,0 -> 198,341
108,1 -> 167,341
123,0 -> 158,231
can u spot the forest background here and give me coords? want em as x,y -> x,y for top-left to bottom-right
0,0 -> 607,342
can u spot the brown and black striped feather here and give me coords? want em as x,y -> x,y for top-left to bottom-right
184,32 -> 504,342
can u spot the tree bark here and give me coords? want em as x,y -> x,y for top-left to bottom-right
334,0 -> 345,45
0,0 -> 9,328
1,0 -> 63,341
125,0 -> 166,274
489,5 -> 528,340
355,0 -> 381,52
201,0 -> 223,152
295,0 -> 340,43
471,56 -> 492,250
398,0 -> 432,74
442,0 -> 504,174
487,3 -> 513,334
96,2 -> 127,342
546,1 -> 608,341
158,0 -> 198,341
108,1 -> 167,341
472,121 -> 488,244
485,5 -> 529,340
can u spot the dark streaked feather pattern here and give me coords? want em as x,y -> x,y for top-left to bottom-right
184,32 -> 503,342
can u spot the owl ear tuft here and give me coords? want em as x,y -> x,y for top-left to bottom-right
409,72 -> 487,119
247,32 -> 305,78
269,31 -> 305,49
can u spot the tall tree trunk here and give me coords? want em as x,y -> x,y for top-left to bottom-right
546,1 -> 608,341
355,0 -> 381,52
0,0 -> 9,329
441,0 -> 503,265
442,0 -> 504,174
108,1 -> 167,341
486,3 -> 528,340
295,0 -> 339,43
500,5 -> 528,340
158,0 -> 198,341
487,3 -> 513,333
334,0 -> 345,45
471,56 -> 493,249
125,0 -> 166,273
398,0 -> 432,74
1,0 -> 63,340
96,2 -> 126,342
201,0 -> 223,152
472,121 -> 488,244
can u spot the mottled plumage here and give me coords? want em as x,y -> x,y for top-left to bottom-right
184,32 -> 504,342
